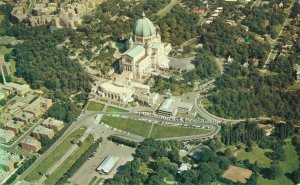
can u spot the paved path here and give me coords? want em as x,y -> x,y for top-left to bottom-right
37,128 -> 92,184
17,112 -> 98,182
147,123 -> 155,138
157,0 -> 181,17
263,0 -> 294,69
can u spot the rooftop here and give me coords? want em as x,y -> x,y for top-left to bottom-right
42,117 -> 64,127
0,151 -> 20,166
32,125 -> 54,135
5,120 -> 24,129
21,136 -> 40,146
0,129 -> 15,138
100,82 -> 134,95
124,45 -> 145,58
97,155 -> 119,173
133,12 -> 156,37
158,97 -> 193,113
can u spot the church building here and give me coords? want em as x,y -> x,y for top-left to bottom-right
120,12 -> 172,80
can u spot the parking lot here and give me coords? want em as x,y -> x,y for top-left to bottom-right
68,136 -> 135,185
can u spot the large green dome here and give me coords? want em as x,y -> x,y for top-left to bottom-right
133,12 -> 156,37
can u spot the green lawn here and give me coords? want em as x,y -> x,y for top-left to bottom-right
0,15 -> 4,23
45,134 -> 94,185
25,127 -> 86,182
257,140 -> 299,185
88,176 -> 98,185
150,125 -> 211,139
288,81 -> 300,90
101,116 -> 151,137
86,101 -> 104,111
0,46 -> 12,55
106,106 -> 128,113
236,147 -> 272,168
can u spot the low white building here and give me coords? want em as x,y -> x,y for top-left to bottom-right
157,97 -> 193,116
96,155 -> 119,174
136,92 -> 159,106
99,81 -> 134,103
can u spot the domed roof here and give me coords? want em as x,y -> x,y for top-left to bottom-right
133,12 -> 156,37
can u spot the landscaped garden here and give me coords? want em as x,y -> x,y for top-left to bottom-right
86,101 -> 105,111
106,106 -> 128,113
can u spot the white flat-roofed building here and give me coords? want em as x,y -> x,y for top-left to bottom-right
96,155 -> 119,174
0,129 -> 15,143
99,82 -> 134,103
136,92 -> 159,106
158,97 -> 193,116
157,98 -> 178,116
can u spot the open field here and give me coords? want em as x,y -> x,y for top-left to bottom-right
0,15 -> 4,23
44,134 -> 94,185
223,165 -> 252,184
257,140 -> 299,185
25,127 -> 86,182
0,46 -> 12,55
106,106 -> 128,113
236,147 -> 273,168
150,125 -> 210,139
288,81 -> 300,90
101,116 -> 151,137
86,101 -> 105,111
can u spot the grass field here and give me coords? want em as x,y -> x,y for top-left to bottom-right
257,140 -> 299,185
236,147 -> 272,168
150,125 -> 211,139
106,106 -> 128,113
0,46 -> 12,55
88,176 -> 98,185
25,127 -> 86,182
86,101 -> 104,111
288,81 -> 300,90
101,116 -> 151,137
0,15 -> 4,23
45,134 -> 94,185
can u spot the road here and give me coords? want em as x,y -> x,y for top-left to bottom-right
195,96 -> 245,124
17,111 -> 99,182
263,0 -> 294,69
157,0 -> 181,17
37,128 -> 92,184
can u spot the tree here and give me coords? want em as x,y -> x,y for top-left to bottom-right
4,53 -> 10,62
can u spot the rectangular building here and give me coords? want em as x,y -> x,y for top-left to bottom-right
0,151 -> 21,172
20,136 -> 42,153
3,82 -> 30,96
24,97 -> 52,117
96,155 -> 119,174
0,129 -> 15,143
14,111 -> 35,125
157,97 -> 193,116
32,125 -> 54,140
41,117 -> 64,132
4,120 -> 25,134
